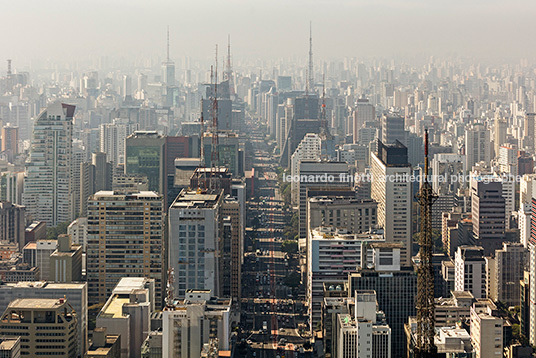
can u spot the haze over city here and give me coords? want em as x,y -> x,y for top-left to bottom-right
3,0 -> 536,66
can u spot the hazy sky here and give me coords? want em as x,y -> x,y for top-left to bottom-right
2,0 -> 536,66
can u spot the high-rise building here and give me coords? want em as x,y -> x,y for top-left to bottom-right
470,176 -> 506,255
162,289 -> 231,358
86,327 -> 121,358
49,234 -> 82,283
298,161 -> 351,242
370,140 -> 412,266
96,277 -> 155,358
470,300 -> 503,358
431,153 -> 465,195
202,131 -> 242,177
22,102 -> 75,226
0,201 -> 25,250
36,239 -> 57,281
92,152 -> 113,192
380,114 -> 405,145
67,217 -> 88,251
100,119 -> 138,166
352,98 -> 375,143
499,144 -> 518,176
0,281 -> 88,356
125,131 -> 166,195
307,227 -> 390,331
348,268 -> 416,358
168,190 -> 223,298
334,291 -> 391,358
0,298 -> 78,357
87,191 -> 164,308
1,125 -> 18,160
494,117 -> 507,158
220,197 -> 242,301
491,242 -> 527,306
455,246 -> 487,299
0,337 -> 20,358
465,123 -> 491,172
307,196 -> 377,235
290,133 -> 321,204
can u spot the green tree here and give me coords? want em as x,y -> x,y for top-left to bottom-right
46,221 -> 71,239
281,240 -> 298,254
284,271 -> 301,287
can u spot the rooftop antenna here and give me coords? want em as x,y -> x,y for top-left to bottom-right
166,26 -> 170,62
210,45 -> 220,191
225,34 -> 236,99
308,21 -> 314,93
165,267 -> 175,308
7,59 -> 11,76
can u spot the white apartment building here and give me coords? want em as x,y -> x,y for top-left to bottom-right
370,140 -> 412,267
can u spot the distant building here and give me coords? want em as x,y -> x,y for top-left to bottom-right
125,131 -> 166,195
370,140 -> 412,267
470,300 -> 503,358
168,189 -> 223,298
307,196 -> 377,235
162,289 -> 231,358
67,217 -> 88,251
334,291 -> 391,358
36,239 -> 57,281
49,234 -> 82,283
455,246 -> 487,299
0,298 -> 78,357
87,191 -> 164,308
0,202 -> 25,250
22,102 -> 75,227
0,281 -> 87,356
491,242 -> 527,306
470,176 -> 506,255
0,337 -> 21,358
348,268 -> 416,357
96,278 -> 155,358
86,327 -> 121,358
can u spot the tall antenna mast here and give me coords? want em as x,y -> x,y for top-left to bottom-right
415,128 -> 438,357
225,34 -> 236,98
6,60 -> 11,76
308,21 -> 314,93
210,45 -> 220,191
166,26 -> 170,62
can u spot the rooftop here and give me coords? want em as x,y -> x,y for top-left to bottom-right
8,298 -> 67,310
171,190 -> 221,209
101,296 -> 130,319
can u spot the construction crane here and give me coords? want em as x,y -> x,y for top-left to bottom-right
415,129 -> 438,357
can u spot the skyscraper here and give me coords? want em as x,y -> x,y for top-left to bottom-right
23,101 -> 75,226
87,191 -> 164,308
380,114 -> 405,145
370,140 -> 413,267
470,176 -> 506,255
168,189 -> 223,298
465,123 -> 491,172
125,131 -> 166,194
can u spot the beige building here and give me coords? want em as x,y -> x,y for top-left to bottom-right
0,298 -> 78,357
87,191 -> 164,308
470,300 -> 503,358
50,234 -> 82,283
96,278 -> 154,358
307,196 -> 377,235
162,290 -> 231,358
86,327 -> 121,358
